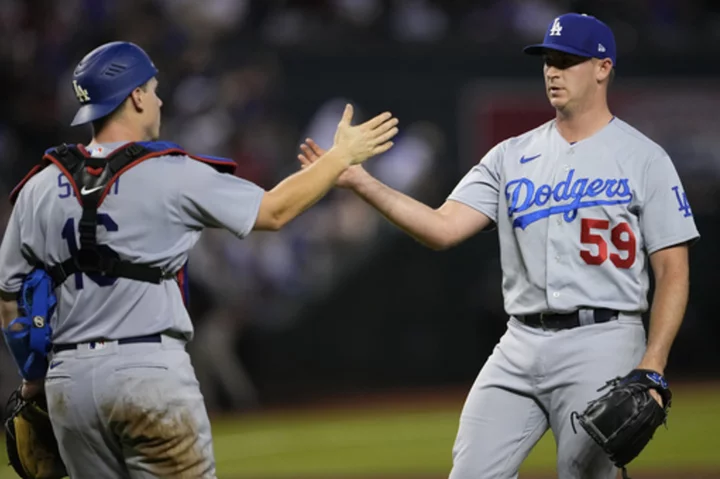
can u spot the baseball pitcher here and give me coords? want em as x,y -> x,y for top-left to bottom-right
298,13 -> 699,479
0,41 -> 398,478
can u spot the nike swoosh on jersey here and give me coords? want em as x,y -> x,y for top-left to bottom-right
81,185 -> 105,195
520,154 -> 542,164
49,360 -> 64,369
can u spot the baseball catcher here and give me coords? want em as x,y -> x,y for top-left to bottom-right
0,38 -> 399,478
571,369 -> 672,479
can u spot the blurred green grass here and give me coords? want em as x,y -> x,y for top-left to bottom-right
212,385 -> 720,477
0,384 -> 718,478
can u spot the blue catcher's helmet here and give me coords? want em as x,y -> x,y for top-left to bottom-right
70,41 -> 158,126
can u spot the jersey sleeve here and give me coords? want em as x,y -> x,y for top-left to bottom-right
0,193 -> 35,294
446,142 -> 504,223
640,152 -> 700,254
177,158 -> 265,238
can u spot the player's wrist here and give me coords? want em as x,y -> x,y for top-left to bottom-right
346,168 -> 373,192
636,355 -> 667,375
324,144 -> 354,168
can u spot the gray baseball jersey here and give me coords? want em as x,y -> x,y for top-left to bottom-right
446,117 -> 699,479
448,117 -> 700,316
0,141 -> 264,344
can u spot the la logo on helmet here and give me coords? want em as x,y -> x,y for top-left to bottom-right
73,80 -> 91,103
549,18 -> 563,36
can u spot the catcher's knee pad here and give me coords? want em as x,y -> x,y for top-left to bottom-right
4,388 -> 67,479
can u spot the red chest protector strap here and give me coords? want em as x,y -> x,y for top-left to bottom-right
12,142 -> 234,287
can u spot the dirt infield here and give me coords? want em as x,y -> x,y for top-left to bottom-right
221,380 -> 720,420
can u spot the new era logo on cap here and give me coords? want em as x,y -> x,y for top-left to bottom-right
523,13 -> 617,66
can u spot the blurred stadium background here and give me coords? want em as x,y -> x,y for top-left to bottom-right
1,0 -> 719,477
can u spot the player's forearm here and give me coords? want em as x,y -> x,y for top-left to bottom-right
640,251 -> 690,373
351,174 -> 449,250
0,298 -> 19,329
261,147 -> 350,230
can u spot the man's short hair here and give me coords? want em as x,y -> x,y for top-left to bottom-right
91,81 -> 149,135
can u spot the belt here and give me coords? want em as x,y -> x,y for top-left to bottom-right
52,333 -> 162,353
516,309 -> 619,330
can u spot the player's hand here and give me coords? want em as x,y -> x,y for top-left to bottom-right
298,138 -> 369,189
332,104 -> 398,165
21,379 -> 43,400
635,362 -> 666,406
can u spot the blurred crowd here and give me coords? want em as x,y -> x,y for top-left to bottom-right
2,0 -> 718,186
1,0 -> 719,409
0,0 -> 447,409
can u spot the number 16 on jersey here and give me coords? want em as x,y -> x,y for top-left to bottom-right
61,214 -> 119,289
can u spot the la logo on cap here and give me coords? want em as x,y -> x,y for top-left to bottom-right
73,80 -> 91,103
549,17 -> 562,36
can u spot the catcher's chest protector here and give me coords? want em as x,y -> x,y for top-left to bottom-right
10,141 -> 237,304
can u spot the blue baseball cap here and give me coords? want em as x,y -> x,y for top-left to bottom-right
70,42 -> 158,126
523,13 -> 617,66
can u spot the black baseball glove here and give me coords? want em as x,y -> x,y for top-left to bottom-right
571,369 -> 671,479
4,387 -> 67,479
